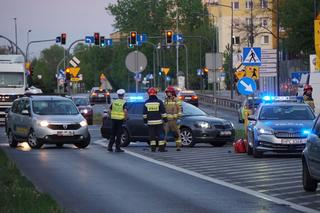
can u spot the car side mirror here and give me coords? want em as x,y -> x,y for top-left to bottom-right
21,109 -> 30,116
248,115 -> 256,121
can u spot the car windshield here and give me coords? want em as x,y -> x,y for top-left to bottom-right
0,72 -> 24,88
73,98 -> 89,106
259,105 -> 315,120
32,100 -> 79,115
182,102 -> 206,116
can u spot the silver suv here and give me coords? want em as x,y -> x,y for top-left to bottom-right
6,95 -> 90,149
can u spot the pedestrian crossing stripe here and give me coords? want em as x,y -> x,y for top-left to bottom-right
243,48 -> 261,64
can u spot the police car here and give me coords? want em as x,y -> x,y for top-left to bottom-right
246,96 -> 316,158
101,94 -> 235,147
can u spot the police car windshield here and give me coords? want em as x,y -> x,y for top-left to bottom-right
183,102 -> 206,116
32,100 -> 79,115
259,105 -> 315,120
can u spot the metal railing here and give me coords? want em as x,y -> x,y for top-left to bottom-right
197,93 -> 242,112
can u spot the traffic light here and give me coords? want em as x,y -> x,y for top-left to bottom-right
65,68 -> 71,81
94,32 -> 100,45
100,36 -> 105,47
127,36 -> 133,48
130,31 -> 137,45
61,33 -> 66,45
203,67 -> 209,73
165,30 -> 173,45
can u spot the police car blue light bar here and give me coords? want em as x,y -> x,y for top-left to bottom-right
302,129 -> 311,135
128,96 -> 144,100
262,96 -> 304,103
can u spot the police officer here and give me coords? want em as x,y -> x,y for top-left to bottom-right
303,84 -> 315,110
143,87 -> 167,152
107,89 -> 128,152
164,86 -> 182,151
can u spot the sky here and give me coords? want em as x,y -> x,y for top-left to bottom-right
0,0 -> 117,58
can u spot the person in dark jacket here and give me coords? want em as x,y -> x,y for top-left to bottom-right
143,87 -> 167,152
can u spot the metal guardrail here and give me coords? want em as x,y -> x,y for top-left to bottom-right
197,94 -> 242,112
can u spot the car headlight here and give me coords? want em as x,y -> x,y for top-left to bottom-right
195,121 -> 211,129
229,122 -> 234,128
81,109 -> 88,114
257,128 -> 273,135
39,120 -> 49,127
80,120 -> 88,127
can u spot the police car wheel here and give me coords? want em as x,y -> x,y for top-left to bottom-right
120,129 -> 130,147
8,130 -> 18,148
303,161 -> 318,192
180,128 -> 195,147
253,147 -> 262,158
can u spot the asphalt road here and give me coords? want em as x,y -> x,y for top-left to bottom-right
0,127 -> 301,213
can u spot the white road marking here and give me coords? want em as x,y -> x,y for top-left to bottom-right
93,139 -> 319,213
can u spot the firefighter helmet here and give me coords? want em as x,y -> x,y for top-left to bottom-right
147,87 -> 157,96
304,84 -> 313,92
165,86 -> 176,96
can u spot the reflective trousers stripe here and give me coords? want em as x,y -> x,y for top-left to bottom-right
148,120 -> 163,125
158,140 -> 165,145
150,140 -> 156,145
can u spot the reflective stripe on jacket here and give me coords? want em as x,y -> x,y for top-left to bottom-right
111,99 -> 126,120
143,96 -> 167,125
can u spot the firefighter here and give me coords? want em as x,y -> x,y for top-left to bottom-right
164,86 -> 182,151
303,84 -> 315,110
107,89 -> 128,152
143,87 -> 167,152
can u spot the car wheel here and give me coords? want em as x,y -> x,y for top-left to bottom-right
180,128 -> 195,147
56,144 -> 64,148
27,130 -> 43,149
74,136 -> 90,149
210,142 -> 226,147
253,146 -> 262,158
7,130 -> 18,148
303,160 -> 318,192
120,129 -> 130,147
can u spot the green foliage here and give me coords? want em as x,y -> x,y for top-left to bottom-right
279,0 -> 315,57
0,149 -> 61,212
32,45 -> 64,93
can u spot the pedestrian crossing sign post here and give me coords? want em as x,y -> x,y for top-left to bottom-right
242,47 -> 261,66
245,66 -> 260,79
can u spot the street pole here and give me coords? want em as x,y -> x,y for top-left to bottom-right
176,9 -> 180,87
276,0 -> 280,95
27,30 -> 31,46
14,18 -> 17,54
315,0 -> 318,19
230,3 -> 234,99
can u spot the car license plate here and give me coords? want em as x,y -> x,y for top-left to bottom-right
281,139 -> 306,144
98,94 -> 104,97
220,131 -> 232,136
57,130 -> 74,136
185,97 -> 191,100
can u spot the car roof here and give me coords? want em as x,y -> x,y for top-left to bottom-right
179,90 -> 195,94
72,96 -> 88,99
27,95 -> 72,101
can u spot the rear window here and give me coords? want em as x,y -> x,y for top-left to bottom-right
94,90 -> 106,93
180,91 -> 196,96
127,102 -> 144,114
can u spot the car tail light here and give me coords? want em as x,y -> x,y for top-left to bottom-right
178,96 -> 184,100
105,92 -> 110,96
192,95 -> 198,100
92,92 -> 97,96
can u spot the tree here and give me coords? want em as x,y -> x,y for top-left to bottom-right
279,0 -> 315,58
32,45 -> 64,93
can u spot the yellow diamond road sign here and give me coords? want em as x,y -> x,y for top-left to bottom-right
69,67 -> 80,77
245,66 -> 259,79
235,70 -> 245,80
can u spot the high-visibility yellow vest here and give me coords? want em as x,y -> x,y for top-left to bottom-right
111,99 -> 126,120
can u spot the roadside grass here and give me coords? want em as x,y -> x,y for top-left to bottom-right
0,149 -> 62,213
93,113 -> 102,125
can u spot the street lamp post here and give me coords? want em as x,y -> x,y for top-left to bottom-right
213,2 -> 234,99
14,18 -> 17,54
27,30 -> 32,44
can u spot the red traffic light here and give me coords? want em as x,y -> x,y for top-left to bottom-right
94,32 -> 100,45
61,33 -> 66,45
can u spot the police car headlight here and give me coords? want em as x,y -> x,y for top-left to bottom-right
39,120 -> 49,127
195,121 -> 211,129
80,120 -> 87,127
81,109 -> 88,114
258,128 -> 273,135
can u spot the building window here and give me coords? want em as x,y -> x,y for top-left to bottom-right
246,18 -> 252,26
233,36 -> 240,45
261,35 -> 269,44
260,0 -> 268,8
232,1 -> 239,9
245,0 -> 253,9
261,18 -> 268,27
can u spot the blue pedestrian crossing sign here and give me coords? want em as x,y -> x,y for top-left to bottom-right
237,77 -> 257,96
242,47 -> 261,66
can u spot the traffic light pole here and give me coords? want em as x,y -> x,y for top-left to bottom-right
26,39 -> 56,62
0,35 -> 26,59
